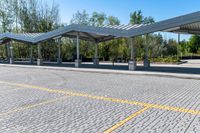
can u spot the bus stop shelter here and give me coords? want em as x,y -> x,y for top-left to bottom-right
0,11 -> 200,70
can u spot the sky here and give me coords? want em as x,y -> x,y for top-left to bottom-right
48,0 -> 200,40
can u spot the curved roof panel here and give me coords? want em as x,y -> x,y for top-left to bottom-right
0,11 -> 200,44
0,33 -> 44,44
127,11 -> 200,37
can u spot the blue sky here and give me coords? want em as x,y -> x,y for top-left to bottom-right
53,0 -> 200,24
49,0 -> 200,40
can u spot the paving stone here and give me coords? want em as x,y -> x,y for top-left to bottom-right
0,66 -> 199,133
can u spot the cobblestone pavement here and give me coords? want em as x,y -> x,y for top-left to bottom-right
0,66 -> 199,133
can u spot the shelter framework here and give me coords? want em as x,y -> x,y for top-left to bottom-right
0,11 -> 200,70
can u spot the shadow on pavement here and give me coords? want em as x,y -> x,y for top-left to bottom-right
0,61 -> 200,75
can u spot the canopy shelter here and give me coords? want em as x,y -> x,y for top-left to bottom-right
0,11 -> 200,70
127,11 -> 200,37
0,24 -> 146,44
125,11 -> 200,70
0,33 -> 43,44
34,24 -> 126,44
0,24 -> 145,67
0,33 -> 44,64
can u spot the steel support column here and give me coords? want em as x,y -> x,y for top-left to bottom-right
6,43 -> 11,63
177,34 -> 180,60
37,43 -> 43,66
29,45 -> 34,64
9,42 -> 14,64
93,42 -> 99,65
144,34 -> 150,68
75,33 -> 81,68
128,37 -> 137,70
57,38 -> 62,64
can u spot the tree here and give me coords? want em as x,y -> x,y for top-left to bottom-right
148,34 -> 165,57
107,16 -> 120,25
0,0 -> 13,32
129,10 -> 155,61
179,39 -> 188,56
143,16 -> 155,24
189,35 -> 200,53
90,12 -> 107,26
130,10 -> 143,24
0,0 -> 61,61
70,10 -> 90,25
98,15 -> 121,61
130,10 -> 155,25
165,39 -> 178,56
0,0 -> 14,58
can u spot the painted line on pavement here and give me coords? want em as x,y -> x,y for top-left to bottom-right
0,80 -> 200,115
104,106 -> 150,133
0,96 -> 70,117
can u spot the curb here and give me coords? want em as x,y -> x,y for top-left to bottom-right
0,64 -> 200,80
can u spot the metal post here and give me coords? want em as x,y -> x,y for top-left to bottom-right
29,45 -> 33,64
58,39 -> 61,59
75,33 -> 81,67
7,43 -> 11,63
95,43 -> 98,59
77,34 -> 79,60
177,34 -> 180,61
144,34 -> 150,68
9,42 -> 14,64
145,47 -> 149,61
129,37 -> 137,70
37,43 -> 41,58
37,43 -> 43,66
57,38 -> 62,64
131,38 -> 134,60
93,42 -> 99,65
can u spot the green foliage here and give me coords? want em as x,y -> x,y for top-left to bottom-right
189,35 -> 200,53
61,38 -> 76,61
0,0 -> 61,61
70,10 -> 90,25
151,57 -> 179,63
130,10 -> 143,24
0,0 -> 13,32
90,12 -> 107,26
107,16 -> 120,26
0,2 -> 199,63
130,10 -> 155,25
143,16 -> 155,24
164,39 -> 178,56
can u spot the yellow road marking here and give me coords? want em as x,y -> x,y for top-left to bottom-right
0,96 -> 70,116
104,106 -> 150,133
0,80 -> 200,115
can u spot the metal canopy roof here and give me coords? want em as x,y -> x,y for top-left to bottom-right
0,11 -> 200,44
0,24 -> 128,44
101,24 -> 146,30
163,22 -> 200,34
34,24 -> 146,43
0,24 -> 147,44
127,11 -> 200,37
0,33 -> 44,44
34,24 -> 127,43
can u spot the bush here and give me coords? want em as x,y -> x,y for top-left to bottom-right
136,56 -> 179,64
151,57 -> 179,63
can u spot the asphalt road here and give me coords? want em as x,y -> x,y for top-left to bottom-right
0,66 -> 199,133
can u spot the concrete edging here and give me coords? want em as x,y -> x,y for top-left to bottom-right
0,64 -> 200,80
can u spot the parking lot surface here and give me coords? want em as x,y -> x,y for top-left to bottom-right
0,66 -> 199,133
